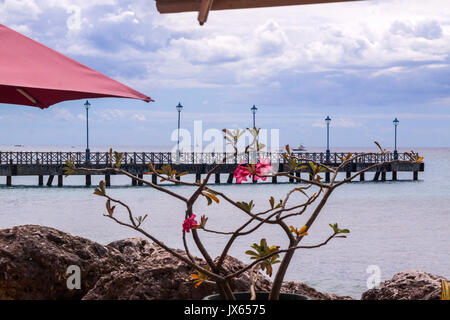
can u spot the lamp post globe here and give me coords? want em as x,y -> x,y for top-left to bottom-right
84,100 -> 91,162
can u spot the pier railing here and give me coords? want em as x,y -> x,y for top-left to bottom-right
0,151 -> 411,166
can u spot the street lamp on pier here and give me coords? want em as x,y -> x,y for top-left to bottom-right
176,102 -> 183,160
84,100 -> 91,162
393,118 -> 399,160
325,116 -> 331,162
251,105 -> 257,129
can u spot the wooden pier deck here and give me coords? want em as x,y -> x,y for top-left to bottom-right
0,151 -> 424,187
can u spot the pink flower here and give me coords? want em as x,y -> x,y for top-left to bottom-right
233,164 -> 251,184
254,158 -> 273,181
183,214 -> 198,233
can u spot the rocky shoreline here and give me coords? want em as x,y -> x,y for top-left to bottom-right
0,225 -> 446,300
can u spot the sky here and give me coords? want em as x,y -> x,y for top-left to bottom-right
0,0 -> 449,149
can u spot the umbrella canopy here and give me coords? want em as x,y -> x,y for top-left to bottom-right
0,24 -> 153,109
155,0 -> 363,25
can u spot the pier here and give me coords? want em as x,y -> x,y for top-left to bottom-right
0,151 -> 424,187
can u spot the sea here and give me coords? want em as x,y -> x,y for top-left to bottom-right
0,145 -> 449,299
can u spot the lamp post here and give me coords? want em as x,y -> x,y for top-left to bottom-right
250,105 -> 258,167
84,100 -> 91,162
325,116 -> 331,162
393,118 -> 399,160
251,105 -> 257,129
176,102 -> 183,159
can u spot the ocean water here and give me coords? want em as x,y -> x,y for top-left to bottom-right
0,145 -> 449,299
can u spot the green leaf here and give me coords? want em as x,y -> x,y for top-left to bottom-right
237,201 -> 255,213
93,180 -> 107,197
63,159 -> 76,177
269,196 -> 275,209
105,199 -> 115,217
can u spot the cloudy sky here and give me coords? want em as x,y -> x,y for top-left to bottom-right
0,0 -> 449,149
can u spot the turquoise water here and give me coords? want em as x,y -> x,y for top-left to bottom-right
0,146 -> 449,299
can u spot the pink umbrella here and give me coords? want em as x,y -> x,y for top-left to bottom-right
0,24 -> 153,109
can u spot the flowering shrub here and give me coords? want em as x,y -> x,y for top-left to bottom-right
64,128 -> 423,300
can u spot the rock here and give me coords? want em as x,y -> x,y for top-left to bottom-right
281,282 -> 354,300
0,226 -> 357,300
361,270 -> 447,300
0,225 -> 124,300
83,239 -> 216,300
83,237 -> 352,300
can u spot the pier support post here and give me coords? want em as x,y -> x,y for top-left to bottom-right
58,175 -> 63,187
152,174 -> 158,185
227,173 -> 233,184
392,171 -> 397,181
381,171 -> 386,181
272,175 -> 277,184
289,175 -> 294,183
131,177 -> 137,186
105,174 -> 111,187
38,175 -> 44,186
325,171 -> 330,183
346,171 -> 351,180
373,172 -> 380,181
360,172 -> 365,181
47,175 -> 54,186
295,171 -> 301,183
413,171 -> 418,181
138,174 -> 143,186
85,175 -> 91,187
196,173 -> 201,183
6,176 -> 11,186
215,173 -> 220,184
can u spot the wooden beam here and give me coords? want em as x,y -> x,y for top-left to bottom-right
198,0 -> 214,25
156,0 -> 362,14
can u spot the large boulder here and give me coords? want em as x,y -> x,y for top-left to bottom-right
361,270 -> 447,300
281,282 -> 354,300
0,226 -> 355,300
0,225 -> 124,300
83,239 -> 269,300
83,237 -> 353,300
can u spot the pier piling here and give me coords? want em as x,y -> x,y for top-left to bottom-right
373,172 -> 380,181
38,175 -> 43,186
58,175 -> 63,187
85,175 -> 91,187
46,175 -> 54,186
105,174 -> 111,187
